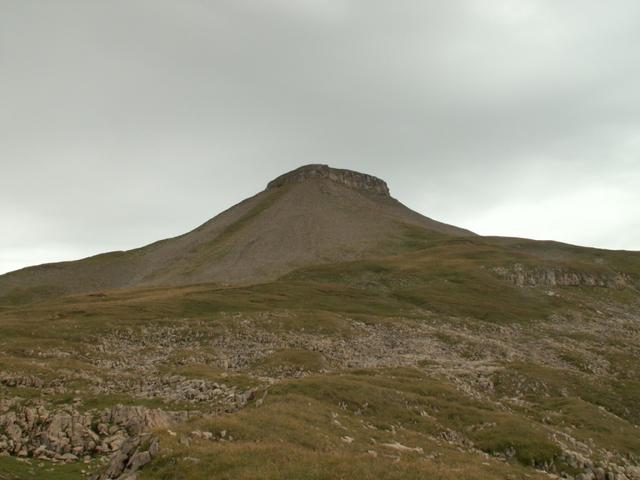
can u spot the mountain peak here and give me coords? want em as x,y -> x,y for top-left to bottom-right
266,164 -> 390,196
0,164 -> 474,298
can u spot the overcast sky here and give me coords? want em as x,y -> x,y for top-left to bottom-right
1,1 -> 639,274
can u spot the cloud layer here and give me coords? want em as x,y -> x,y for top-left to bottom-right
1,0 -> 639,274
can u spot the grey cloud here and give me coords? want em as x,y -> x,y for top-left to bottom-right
1,0 -> 639,273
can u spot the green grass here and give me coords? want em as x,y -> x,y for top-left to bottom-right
484,237 -> 640,277
262,369 -> 562,466
0,456 -> 93,480
158,364 -> 260,390
78,394 -> 189,412
492,362 -> 640,458
283,240 -> 569,323
253,348 -> 328,373
0,285 -> 66,307
141,368 -> 552,480
2,225 -> 637,327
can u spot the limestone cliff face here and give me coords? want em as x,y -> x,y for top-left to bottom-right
267,164 -> 390,196
492,264 -> 633,289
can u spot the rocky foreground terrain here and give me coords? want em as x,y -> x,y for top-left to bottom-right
1,166 -> 639,479
1,264 -> 639,479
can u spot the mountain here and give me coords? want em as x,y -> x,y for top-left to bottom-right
1,165 -> 640,480
0,164 -> 472,302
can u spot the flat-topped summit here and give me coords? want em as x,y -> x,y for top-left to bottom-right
267,164 -> 390,196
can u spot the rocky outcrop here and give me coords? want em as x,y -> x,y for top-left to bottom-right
0,373 -> 66,394
0,373 -> 45,389
91,434 -> 159,480
492,264 -> 632,289
102,405 -> 191,436
0,404 -> 96,460
266,164 -> 390,196
0,403 -> 186,462
93,374 -> 256,411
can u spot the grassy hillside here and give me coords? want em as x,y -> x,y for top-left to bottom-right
1,232 -> 639,479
